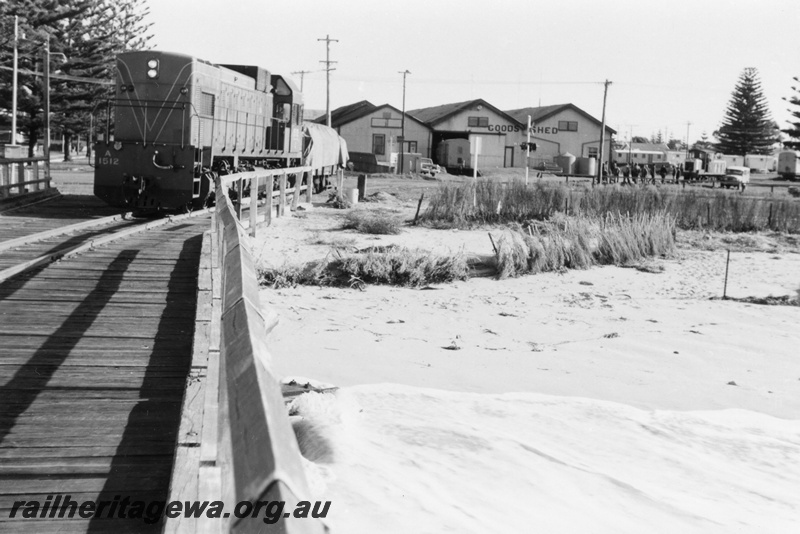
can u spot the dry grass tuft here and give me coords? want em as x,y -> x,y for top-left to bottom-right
492,212 -> 676,279
342,209 -> 403,235
420,179 -> 800,233
258,247 -> 469,289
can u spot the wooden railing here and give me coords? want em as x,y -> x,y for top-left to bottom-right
0,157 -> 51,198
219,167 -> 313,237
167,168 -> 326,533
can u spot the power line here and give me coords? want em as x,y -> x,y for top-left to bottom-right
0,64 -> 113,85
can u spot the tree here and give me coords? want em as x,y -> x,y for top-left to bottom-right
715,67 -> 778,156
631,136 -> 649,144
782,76 -> 800,151
0,0 -> 152,158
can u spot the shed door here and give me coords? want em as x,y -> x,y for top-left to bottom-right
504,146 -> 514,167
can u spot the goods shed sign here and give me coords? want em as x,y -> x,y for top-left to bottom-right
486,124 -> 558,134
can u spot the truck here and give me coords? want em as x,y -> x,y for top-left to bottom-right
718,166 -> 750,190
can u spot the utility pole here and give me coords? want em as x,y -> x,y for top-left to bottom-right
11,15 -> 19,145
317,35 -> 338,127
291,70 -> 311,92
685,121 -> 692,160
398,69 -> 410,174
596,79 -> 612,184
42,35 -> 50,167
525,115 -> 531,185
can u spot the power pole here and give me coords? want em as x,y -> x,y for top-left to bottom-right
42,35 -> 50,167
596,79 -> 612,184
11,15 -> 19,145
317,35 -> 338,127
685,121 -> 692,159
398,69 -> 410,174
291,70 -> 311,92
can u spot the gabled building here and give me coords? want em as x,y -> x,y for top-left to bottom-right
614,142 -> 675,165
506,104 -> 616,169
315,100 -> 432,165
410,99 -> 527,169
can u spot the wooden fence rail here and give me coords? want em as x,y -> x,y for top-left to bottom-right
219,166 -> 313,237
0,157 -> 51,198
166,172 -> 325,533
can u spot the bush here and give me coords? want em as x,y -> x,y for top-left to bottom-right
342,209 -> 402,235
493,212 -> 676,279
420,179 -> 800,233
258,247 -> 469,289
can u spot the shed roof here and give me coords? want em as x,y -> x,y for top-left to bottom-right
505,103 -> 617,135
409,98 -> 525,128
316,101 -> 430,130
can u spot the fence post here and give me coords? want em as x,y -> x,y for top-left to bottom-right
236,179 -> 244,220
265,175 -> 273,226
249,175 -> 259,237
305,171 -> 313,203
279,172 -> 287,217
357,174 -> 367,201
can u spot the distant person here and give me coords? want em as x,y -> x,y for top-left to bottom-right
601,161 -> 609,183
631,163 -> 640,184
639,164 -> 648,184
676,164 -> 683,183
671,165 -> 677,182
659,164 -> 668,184
622,163 -> 631,185
610,161 -> 620,183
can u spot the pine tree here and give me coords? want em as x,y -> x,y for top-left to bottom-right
715,68 -> 778,156
0,0 -> 152,158
782,76 -> 800,151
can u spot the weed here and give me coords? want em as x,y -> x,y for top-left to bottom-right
342,209 -> 403,235
258,247 -> 469,289
493,212 -> 676,278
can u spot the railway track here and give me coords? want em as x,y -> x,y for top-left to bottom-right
0,206 -> 211,532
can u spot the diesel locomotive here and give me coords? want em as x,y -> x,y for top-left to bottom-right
93,50 -> 345,211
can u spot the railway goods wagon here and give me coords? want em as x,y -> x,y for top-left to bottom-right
94,50 -> 306,211
436,138 -> 472,175
303,122 -> 349,193
778,151 -> 800,180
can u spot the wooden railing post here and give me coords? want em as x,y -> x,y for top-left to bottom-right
265,175 -> 273,226
249,175 -> 259,237
236,178 -> 244,220
305,171 -> 313,203
279,172 -> 287,217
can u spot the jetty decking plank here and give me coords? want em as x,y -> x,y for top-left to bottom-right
0,215 -> 208,532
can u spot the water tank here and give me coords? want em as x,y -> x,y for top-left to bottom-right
554,152 -> 576,174
576,157 -> 596,176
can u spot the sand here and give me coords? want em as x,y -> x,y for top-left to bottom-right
251,197 -> 800,533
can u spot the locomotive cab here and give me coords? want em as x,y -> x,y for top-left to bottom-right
269,74 -> 303,163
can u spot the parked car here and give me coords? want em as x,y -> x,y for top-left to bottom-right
420,157 -> 439,176
719,166 -> 750,190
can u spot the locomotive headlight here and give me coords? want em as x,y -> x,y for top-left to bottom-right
146,59 -> 159,79
114,142 -> 122,151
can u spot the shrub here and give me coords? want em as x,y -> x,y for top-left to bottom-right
493,212 -> 676,279
258,247 -> 469,288
420,179 -> 800,233
342,209 -> 402,235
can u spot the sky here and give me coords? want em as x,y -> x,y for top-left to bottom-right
147,0 -> 800,144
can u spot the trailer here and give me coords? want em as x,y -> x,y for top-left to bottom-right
777,151 -> 800,180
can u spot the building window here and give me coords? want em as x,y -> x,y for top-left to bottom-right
558,120 -> 578,131
588,147 -> 598,159
382,111 -> 391,119
406,140 -> 417,153
373,134 -> 385,155
468,116 -> 489,127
